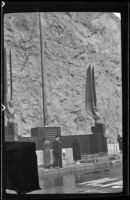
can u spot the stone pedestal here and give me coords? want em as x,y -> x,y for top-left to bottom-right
5,123 -> 18,142
31,127 -> 61,149
91,123 -> 108,153
62,148 -> 73,166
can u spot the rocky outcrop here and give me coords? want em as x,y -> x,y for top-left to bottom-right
4,12 -> 122,142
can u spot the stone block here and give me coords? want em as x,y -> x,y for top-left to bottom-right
36,150 -> 44,166
107,143 -> 120,155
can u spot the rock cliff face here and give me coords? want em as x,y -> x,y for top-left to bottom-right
4,12 -> 122,142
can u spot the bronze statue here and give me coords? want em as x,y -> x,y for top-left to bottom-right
85,65 -> 108,153
85,65 -> 104,125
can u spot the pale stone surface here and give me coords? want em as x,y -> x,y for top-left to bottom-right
36,149 -> 53,166
107,143 -> 120,155
4,12 -> 122,141
62,148 -> 73,166
36,150 -> 44,166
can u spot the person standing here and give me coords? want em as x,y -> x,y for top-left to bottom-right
52,135 -> 62,168
43,139 -> 51,168
71,138 -> 81,164
117,134 -> 122,153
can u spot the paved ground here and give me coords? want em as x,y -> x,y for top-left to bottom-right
27,162 -> 122,194
5,154 -> 122,194
77,164 -> 123,194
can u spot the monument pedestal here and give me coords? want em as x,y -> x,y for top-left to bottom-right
91,123 -> 108,154
5,123 -> 18,142
31,127 -> 61,149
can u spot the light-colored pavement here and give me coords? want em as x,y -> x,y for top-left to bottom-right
28,161 -> 122,194
5,153 -> 122,194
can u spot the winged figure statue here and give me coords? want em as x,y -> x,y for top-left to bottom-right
85,65 -> 104,125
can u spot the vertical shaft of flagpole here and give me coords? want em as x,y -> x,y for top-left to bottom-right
9,48 -> 13,100
39,12 -> 46,126
4,47 -> 7,107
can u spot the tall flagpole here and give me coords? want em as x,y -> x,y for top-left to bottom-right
39,12 -> 46,126
9,48 -> 13,100
4,47 -> 7,107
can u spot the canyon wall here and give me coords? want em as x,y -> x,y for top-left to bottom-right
4,12 -> 122,142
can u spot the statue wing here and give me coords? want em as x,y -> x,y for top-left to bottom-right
85,65 -> 99,119
92,66 -> 97,108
